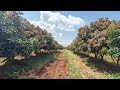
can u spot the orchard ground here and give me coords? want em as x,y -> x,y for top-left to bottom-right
0,49 -> 120,79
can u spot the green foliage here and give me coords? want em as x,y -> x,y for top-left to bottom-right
16,38 -> 34,57
108,47 -> 120,58
0,11 -> 62,61
0,11 -> 19,60
107,27 -> 120,65
99,47 -> 108,56
69,17 -> 120,64
0,50 -> 60,79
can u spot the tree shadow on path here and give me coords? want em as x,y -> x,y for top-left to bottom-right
0,50 -> 61,79
75,52 -> 120,74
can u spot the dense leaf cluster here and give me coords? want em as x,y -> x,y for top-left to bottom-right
0,11 -> 63,61
68,17 -> 120,65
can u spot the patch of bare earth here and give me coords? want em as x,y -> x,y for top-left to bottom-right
18,52 -> 69,79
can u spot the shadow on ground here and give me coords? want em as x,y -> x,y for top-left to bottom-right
75,52 -> 120,74
0,50 -> 61,79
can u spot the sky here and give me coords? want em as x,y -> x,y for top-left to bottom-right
21,11 -> 120,47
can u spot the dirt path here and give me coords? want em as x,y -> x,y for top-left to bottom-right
18,52 -> 69,79
64,50 -> 107,79
18,50 -> 107,79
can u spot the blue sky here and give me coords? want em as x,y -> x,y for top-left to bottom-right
21,11 -> 120,47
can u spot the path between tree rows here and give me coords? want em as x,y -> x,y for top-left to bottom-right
18,50 -> 107,79
18,51 -> 69,79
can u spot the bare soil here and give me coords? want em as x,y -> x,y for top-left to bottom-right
18,52 -> 69,79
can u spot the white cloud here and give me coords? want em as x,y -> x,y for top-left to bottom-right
40,11 -> 85,32
58,33 -> 63,38
28,11 -> 86,46
28,20 -> 56,34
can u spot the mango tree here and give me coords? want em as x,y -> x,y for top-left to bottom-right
107,28 -> 120,65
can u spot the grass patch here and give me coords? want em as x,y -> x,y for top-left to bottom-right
77,53 -> 120,79
0,50 -> 60,79
63,49 -> 82,79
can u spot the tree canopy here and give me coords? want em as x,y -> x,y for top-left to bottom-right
68,17 -> 120,65
0,11 -> 63,61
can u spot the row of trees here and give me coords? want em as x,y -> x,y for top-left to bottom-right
0,11 -> 63,61
68,17 -> 120,65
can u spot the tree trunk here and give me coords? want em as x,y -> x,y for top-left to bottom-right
94,53 -> 97,59
117,57 -> 120,66
11,55 -> 14,60
100,54 -> 104,60
117,60 -> 119,66
88,52 -> 89,57
7,55 -> 13,61
110,55 -> 116,65
25,54 -> 30,59
11,53 -> 14,60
